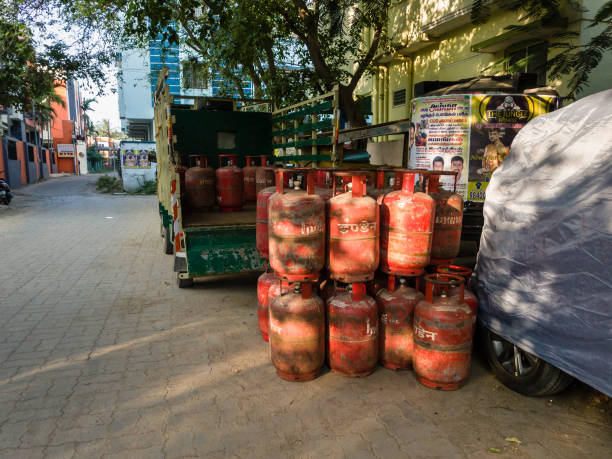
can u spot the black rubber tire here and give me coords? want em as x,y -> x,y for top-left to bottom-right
480,326 -> 574,397
177,273 -> 194,289
163,224 -> 174,255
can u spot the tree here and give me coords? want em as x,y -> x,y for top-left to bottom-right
471,0 -> 612,98
82,98 -> 96,134
0,0 -> 117,111
77,0 -> 392,127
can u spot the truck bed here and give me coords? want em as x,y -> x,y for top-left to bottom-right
182,205 -> 257,228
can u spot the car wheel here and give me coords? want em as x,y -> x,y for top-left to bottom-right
481,327 -> 573,396
163,224 -> 174,255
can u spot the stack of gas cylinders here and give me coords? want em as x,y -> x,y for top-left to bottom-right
181,153 -> 271,212
256,167 -> 477,389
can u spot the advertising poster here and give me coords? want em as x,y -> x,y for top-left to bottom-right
467,94 -> 558,201
408,95 -> 471,196
122,149 -> 152,169
57,144 -> 75,158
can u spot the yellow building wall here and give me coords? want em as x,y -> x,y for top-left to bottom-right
356,0 -> 609,126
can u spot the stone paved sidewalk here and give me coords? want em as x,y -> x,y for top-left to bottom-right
0,176 -> 610,458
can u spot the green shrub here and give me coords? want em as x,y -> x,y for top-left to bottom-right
96,175 -> 122,193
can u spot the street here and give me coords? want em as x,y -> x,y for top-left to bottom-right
0,175 -> 610,458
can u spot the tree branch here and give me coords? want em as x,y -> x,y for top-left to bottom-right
348,25 -> 382,92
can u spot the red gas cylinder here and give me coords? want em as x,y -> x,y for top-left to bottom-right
436,265 -> 478,315
243,156 -> 258,203
255,162 -> 275,195
257,270 -> 279,341
256,186 -> 276,258
269,282 -> 325,381
380,172 -> 435,276
216,154 -> 243,212
377,275 -> 423,370
428,175 -> 463,264
185,155 -> 215,210
328,283 -> 379,377
413,274 -> 474,390
268,170 -> 325,282
327,172 -> 379,282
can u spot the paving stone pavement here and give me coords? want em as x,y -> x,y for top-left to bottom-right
0,175 -> 610,458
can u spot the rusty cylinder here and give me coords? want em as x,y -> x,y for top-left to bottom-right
268,170 -> 325,282
428,174 -> 463,264
269,282 -> 325,381
185,155 -> 215,210
413,274 -> 474,390
327,173 -> 379,282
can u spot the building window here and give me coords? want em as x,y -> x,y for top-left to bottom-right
182,62 -> 208,90
506,41 -> 548,87
393,89 -> 406,107
28,145 -> 34,162
8,141 -> 17,160
42,150 -> 47,163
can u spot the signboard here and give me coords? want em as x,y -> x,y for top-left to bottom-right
409,95 -> 471,196
409,94 -> 558,201
122,149 -> 152,169
57,144 -> 75,158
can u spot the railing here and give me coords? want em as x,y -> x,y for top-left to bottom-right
271,86 -> 339,163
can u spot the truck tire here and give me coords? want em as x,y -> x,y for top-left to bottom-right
163,224 -> 174,255
480,327 -> 573,397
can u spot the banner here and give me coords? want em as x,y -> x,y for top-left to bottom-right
57,144 -> 75,158
122,149 -> 152,169
467,94 -> 558,201
408,95 -> 471,196
409,94 -> 559,201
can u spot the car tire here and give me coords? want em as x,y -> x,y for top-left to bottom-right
163,224 -> 174,255
480,326 -> 573,396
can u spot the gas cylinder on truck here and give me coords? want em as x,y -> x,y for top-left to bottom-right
243,156 -> 259,203
269,282 -> 325,381
428,174 -> 463,264
215,154 -> 243,212
327,172 -> 379,282
413,273 -> 474,390
268,170 -> 325,282
377,275 -> 423,370
327,283 -> 379,377
379,172 -> 435,276
185,155 -> 215,210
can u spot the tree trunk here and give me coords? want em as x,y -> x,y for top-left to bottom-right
339,84 -> 366,128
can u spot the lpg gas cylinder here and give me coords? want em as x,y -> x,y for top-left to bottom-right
328,172 -> 379,282
380,172 -> 435,276
436,265 -> 477,315
428,175 -> 463,264
243,156 -> 258,203
257,270 -> 279,341
377,276 -> 423,370
269,283 -> 325,381
268,170 -> 325,282
185,155 -> 215,210
255,159 -> 275,194
256,186 -> 276,258
413,274 -> 474,390
328,283 -> 379,377
216,154 -> 243,212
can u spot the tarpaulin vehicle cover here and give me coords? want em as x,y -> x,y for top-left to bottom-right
474,89 -> 612,396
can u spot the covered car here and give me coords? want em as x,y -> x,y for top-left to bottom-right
474,89 -> 612,396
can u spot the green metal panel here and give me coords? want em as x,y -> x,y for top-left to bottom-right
184,225 -> 265,277
172,109 -> 273,167
272,100 -> 333,123
272,120 -> 333,137
273,136 -> 332,149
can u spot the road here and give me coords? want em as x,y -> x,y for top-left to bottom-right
0,175 -> 610,458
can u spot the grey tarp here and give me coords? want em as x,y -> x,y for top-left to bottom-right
474,90 -> 612,396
